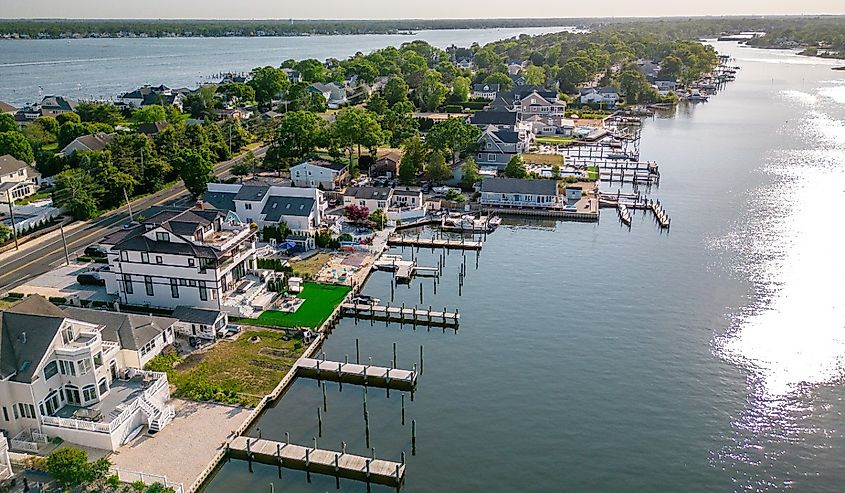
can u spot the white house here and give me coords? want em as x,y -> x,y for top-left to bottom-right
472,84 -> 500,101
579,87 -> 619,107
0,296 -> 174,452
309,82 -> 347,109
654,78 -> 678,95
480,177 -> 559,209
60,132 -> 114,157
171,306 -> 228,341
204,183 -> 325,234
119,85 -> 184,111
0,154 -> 40,201
100,206 -> 257,311
290,160 -> 349,190
343,187 -> 392,213
38,96 -> 78,116
342,187 -> 426,221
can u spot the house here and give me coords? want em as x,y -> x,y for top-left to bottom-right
0,154 -> 40,201
371,152 -> 402,179
13,106 -> 41,127
343,187 -> 393,213
470,111 -> 519,132
39,96 -> 78,116
289,160 -> 349,190
516,91 -> 567,118
61,307 -> 177,370
119,85 -> 184,110
0,101 -> 16,115
343,186 -> 426,221
0,295 -> 174,452
456,58 -> 474,70
137,121 -> 169,136
654,78 -> 678,95
476,128 -> 529,169
472,84 -> 500,100
60,132 -> 114,157
309,82 -> 347,109
579,87 -> 619,107
510,73 -> 527,87
480,177 -> 559,209
204,182 -> 324,234
508,63 -> 524,75
100,206 -> 257,311
282,68 -> 302,84
260,110 -> 283,120
636,60 -> 661,83
171,306 -> 228,341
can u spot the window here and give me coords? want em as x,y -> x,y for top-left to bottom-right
59,359 -> 76,376
140,339 -> 157,356
156,232 -> 170,242
488,154 -> 496,162
141,252 -> 149,263
77,358 -> 92,375
171,279 -> 179,298
199,280 -> 208,301
12,405 -> 18,419
2,406 -> 7,421
93,352 -> 103,368
123,274 -> 133,294
120,251 -> 129,262
18,403 -> 36,419
156,256 -> 163,264
98,378 -> 108,395
188,280 -> 197,287
43,360 -> 59,380
245,203 -> 252,210
145,276 -> 154,296
188,258 -> 195,267
82,385 -> 97,402
65,386 -> 80,405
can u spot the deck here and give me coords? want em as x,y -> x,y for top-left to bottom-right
387,235 -> 482,250
341,303 -> 460,327
296,357 -> 417,390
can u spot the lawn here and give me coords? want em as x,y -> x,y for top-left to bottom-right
289,253 -> 332,278
146,329 -> 304,407
535,135 -> 576,146
587,166 -> 599,181
254,281 -> 351,329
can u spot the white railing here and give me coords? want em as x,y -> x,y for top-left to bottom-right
42,414 -> 113,433
9,439 -> 38,453
111,467 -> 184,493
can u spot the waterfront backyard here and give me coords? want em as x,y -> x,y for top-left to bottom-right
253,282 -> 351,329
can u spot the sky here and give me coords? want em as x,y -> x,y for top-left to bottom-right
2,0 -> 844,19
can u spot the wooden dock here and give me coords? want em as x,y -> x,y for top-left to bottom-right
600,195 -> 671,229
228,436 -> 405,487
341,303 -> 460,327
296,357 -> 417,390
388,235 -> 482,250
483,206 -> 599,222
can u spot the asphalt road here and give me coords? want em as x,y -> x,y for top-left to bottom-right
0,146 -> 267,293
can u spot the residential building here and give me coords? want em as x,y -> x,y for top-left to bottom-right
470,111 -> 519,132
343,187 -> 426,221
137,121 -> 170,136
371,152 -> 402,179
0,155 -> 40,201
119,85 -> 184,111
472,84 -> 500,100
636,60 -> 661,83
0,101 -> 16,115
579,87 -> 619,107
60,132 -> 114,157
100,206 -> 257,311
343,187 -> 392,213
516,91 -> 567,119
480,177 -> 559,208
0,296 -> 174,452
13,106 -> 41,127
290,160 -> 349,190
171,306 -> 228,341
654,78 -> 678,95
204,183 -> 324,234
308,82 -> 347,109
510,73 -> 527,87
39,96 -> 78,116
282,68 -> 302,84
476,129 -> 529,169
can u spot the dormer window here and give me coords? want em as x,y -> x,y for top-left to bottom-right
156,232 -> 170,242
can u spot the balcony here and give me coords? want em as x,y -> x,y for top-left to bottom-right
55,331 -> 102,356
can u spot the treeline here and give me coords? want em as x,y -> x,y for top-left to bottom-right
0,18 -> 582,39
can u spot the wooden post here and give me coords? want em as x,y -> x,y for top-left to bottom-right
420,345 -> 424,375
317,407 -> 322,437
392,342 -> 397,369
356,338 -> 360,364
401,393 -> 405,425
305,447 -> 310,468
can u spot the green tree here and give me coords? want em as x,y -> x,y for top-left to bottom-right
78,150 -> 135,208
24,118 -> 57,147
220,118 -> 254,153
618,69 -> 659,104
398,135 -> 428,185
425,117 -> 480,164
474,48 -> 505,71
381,101 -> 419,147
46,448 -> 110,488
0,113 -> 18,133
523,65 -> 547,86
176,149 -> 214,198
0,223 -> 12,244
54,169 -> 99,220
368,208 -> 388,230
76,102 -> 123,126
164,104 -> 184,124
56,112 -> 81,125
503,155 -> 528,179
344,57 -> 379,84
416,70 -> 449,112
109,133 -> 171,193
383,76 -> 410,106
425,150 -> 452,184
266,110 -> 326,173
217,82 -> 256,103
460,157 -> 481,190
366,92 -> 388,115
435,60 -> 459,84
451,76 -> 471,102
184,85 -> 218,120
132,105 -> 167,124
332,107 -> 386,168
296,59 -> 329,83
483,72 -> 513,91
249,66 -> 290,108
57,121 -> 112,149
0,131 -> 34,163
557,61 -> 590,93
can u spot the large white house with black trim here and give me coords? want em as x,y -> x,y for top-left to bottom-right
100,206 -> 257,311
0,296 -> 175,452
204,183 -> 324,235
479,177 -> 560,208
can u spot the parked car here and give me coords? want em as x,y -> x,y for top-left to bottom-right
76,272 -> 105,286
84,244 -> 109,258
122,221 -> 139,230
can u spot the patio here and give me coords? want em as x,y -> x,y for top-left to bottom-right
53,379 -> 146,425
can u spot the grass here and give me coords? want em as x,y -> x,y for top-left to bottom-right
254,282 -> 351,329
15,189 -> 53,205
289,253 -> 332,278
522,153 -> 564,166
535,135 -> 576,146
146,329 -> 304,407
587,166 -> 599,182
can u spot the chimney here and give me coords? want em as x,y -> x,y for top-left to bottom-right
196,200 -> 204,210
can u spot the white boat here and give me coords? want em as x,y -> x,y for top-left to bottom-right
123,425 -> 145,444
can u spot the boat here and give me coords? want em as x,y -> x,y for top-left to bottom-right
123,425 -> 145,445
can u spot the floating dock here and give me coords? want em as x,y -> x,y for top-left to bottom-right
228,437 -> 405,487
388,235 -> 482,250
341,303 -> 460,327
296,357 -> 417,390
600,195 -> 671,229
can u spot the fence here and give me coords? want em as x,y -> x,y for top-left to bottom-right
112,467 -> 184,493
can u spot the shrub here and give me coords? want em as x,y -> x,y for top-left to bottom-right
48,296 -> 67,304
8,292 -> 25,299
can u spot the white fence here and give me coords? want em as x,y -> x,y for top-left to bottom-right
111,467 -> 184,493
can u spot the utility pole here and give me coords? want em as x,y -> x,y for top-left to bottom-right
59,223 -> 70,266
4,191 -> 18,250
123,187 -> 134,222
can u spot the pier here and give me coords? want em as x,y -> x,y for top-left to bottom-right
388,235 -> 482,250
228,436 -> 405,487
296,357 -> 418,390
341,303 -> 460,327
600,193 -> 671,229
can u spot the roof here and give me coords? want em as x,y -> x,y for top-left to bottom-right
64,132 -> 114,153
393,188 -> 422,197
295,160 -> 348,173
473,84 -> 500,92
0,295 -> 66,383
261,196 -> 316,221
137,121 -> 170,136
62,307 -> 176,352
108,207 -> 225,259
344,186 -> 392,201
40,96 -> 77,111
481,177 -> 558,196
471,111 -> 518,127
234,185 -> 270,202
172,306 -> 224,325
0,101 -> 16,113
492,130 -> 520,144
0,154 -> 30,174
204,191 -> 237,213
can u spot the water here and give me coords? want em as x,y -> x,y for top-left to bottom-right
0,27 -> 568,106
199,42 -> 845,492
